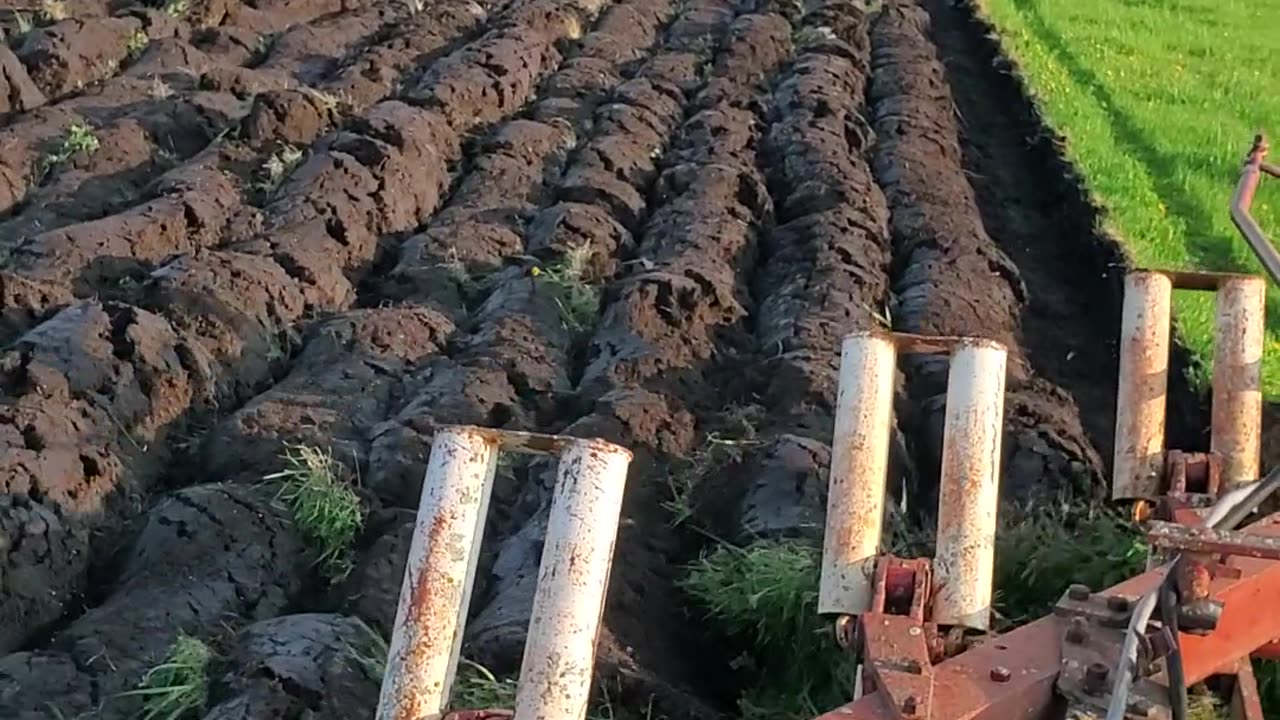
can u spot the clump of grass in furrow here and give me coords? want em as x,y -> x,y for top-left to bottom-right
682,500 -> 1149,718
125,29 -> 149,62
266,444 -> 364,582
118,633 -> 213,720
41,121 -> 99,178
531,241 -> 600,333
38,0 -> 67,24
254,144 -> 305,197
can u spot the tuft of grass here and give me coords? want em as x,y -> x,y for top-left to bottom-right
981,0 -> 1280,397
342,618 -> 389,682
13,11 -> 33,35
992,502 -> 1148,624
38,0 -> 67,23
450,659 -> 520,711
41,121 -> 99,177
265,444 -> 364,581
125,29 -> 149,62
680,540 -> 855,720
162,0 -> 189,18
530,242 -> 600,333
681,501 -> 1150,718
255,145 -> 304,196
1258,660 -> 1280,719
118,633 -> 212,720
449,659 -> 616,719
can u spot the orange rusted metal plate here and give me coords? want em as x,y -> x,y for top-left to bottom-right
813,512 -> 1280,720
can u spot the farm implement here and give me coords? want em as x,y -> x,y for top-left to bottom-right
810,133 -> 1280,720
371,133 -> 1279,720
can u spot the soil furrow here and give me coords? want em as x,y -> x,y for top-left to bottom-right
361,0 -> 739,511
0,484 -> 306,719
918,0 -> 1208,458
447,8 -> 793,718
869,0 -> 1101,505
0,0 -> 495,269
0,0 -> 593,653
717,0 -> 900,545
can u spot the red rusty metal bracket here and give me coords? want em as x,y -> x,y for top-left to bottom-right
812,512 -> 1280,720
858,557 -> 942,719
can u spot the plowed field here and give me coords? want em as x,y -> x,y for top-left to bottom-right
0,0 -> 1214,718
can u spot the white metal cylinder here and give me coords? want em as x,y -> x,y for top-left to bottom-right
1212,276 -> 1265,489
1112,272 -> 1172,501
513,439 -> 633,720
377,428 -> 499,720
932,339 -> 1007,631
818,331 -> 897,616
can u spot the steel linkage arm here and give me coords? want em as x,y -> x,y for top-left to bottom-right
813,510 -> 1280,720
1232,133 -> 1280,287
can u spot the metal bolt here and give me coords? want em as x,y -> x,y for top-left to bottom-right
1107,595 -> 1132,613
1065,616 -> 1089,644
990,666 -> 1011,682
1067,584 -> 1091,601
901,696 -> 918,716
1084,662 -> 1110,695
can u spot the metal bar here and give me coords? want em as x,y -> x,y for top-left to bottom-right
378,427 -> 501,720
514,438 -> 633,720
1113,271 -> 1173,501
933,339 -> 1008,631
820,331 -> 898,616
1146,521 -> 1280,560
1212,275 -> 1265,490
812,512 -> 1280,720
1154,269 -> 1261,292
1230,134 -> 1280,287
1230,657 -> 1265,720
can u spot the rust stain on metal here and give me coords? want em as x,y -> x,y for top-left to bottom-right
1112,271 -> 1172,501
1211,275 -> 1264,489
811,511 -> 1280,720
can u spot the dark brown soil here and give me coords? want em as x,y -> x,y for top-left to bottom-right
0,0 -> 1228,718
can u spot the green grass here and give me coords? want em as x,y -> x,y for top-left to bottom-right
118,633 -> 212,720
41,122 -> 99,178
680,503 -> 1150,719
979,0 -> 1280,395
265,444 -> 364,582
531,242 -> 601,333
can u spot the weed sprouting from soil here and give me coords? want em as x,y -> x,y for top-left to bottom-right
255,145 -> 305,197
265,444 -> 364,582
13,11 -> 33,35
663,413 -> 763,529
680,541 -> 853,720
162,0 -> 189,18
41,122 -> 99,177
118,633 -> 212,720
448,659 -> 616,719
342,618 -> 389,682
531,243 -> 600,333
38,0 -> 67,23
450,659 -> 520,711
125,29 -> 149,62
682,501 -> 1149,718
992,502 -> 1147,624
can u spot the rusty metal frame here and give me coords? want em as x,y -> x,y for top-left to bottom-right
814,512 -> 1280,720
1232,134 -> 1280,287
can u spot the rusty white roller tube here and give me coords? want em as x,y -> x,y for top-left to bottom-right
932,338 -> 1007,631
1213,275 -> 1265,490
818,331 -> 897,616
377,427 -> 499,720
1112,271 -> 1172,501
513,438 -> 633,720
